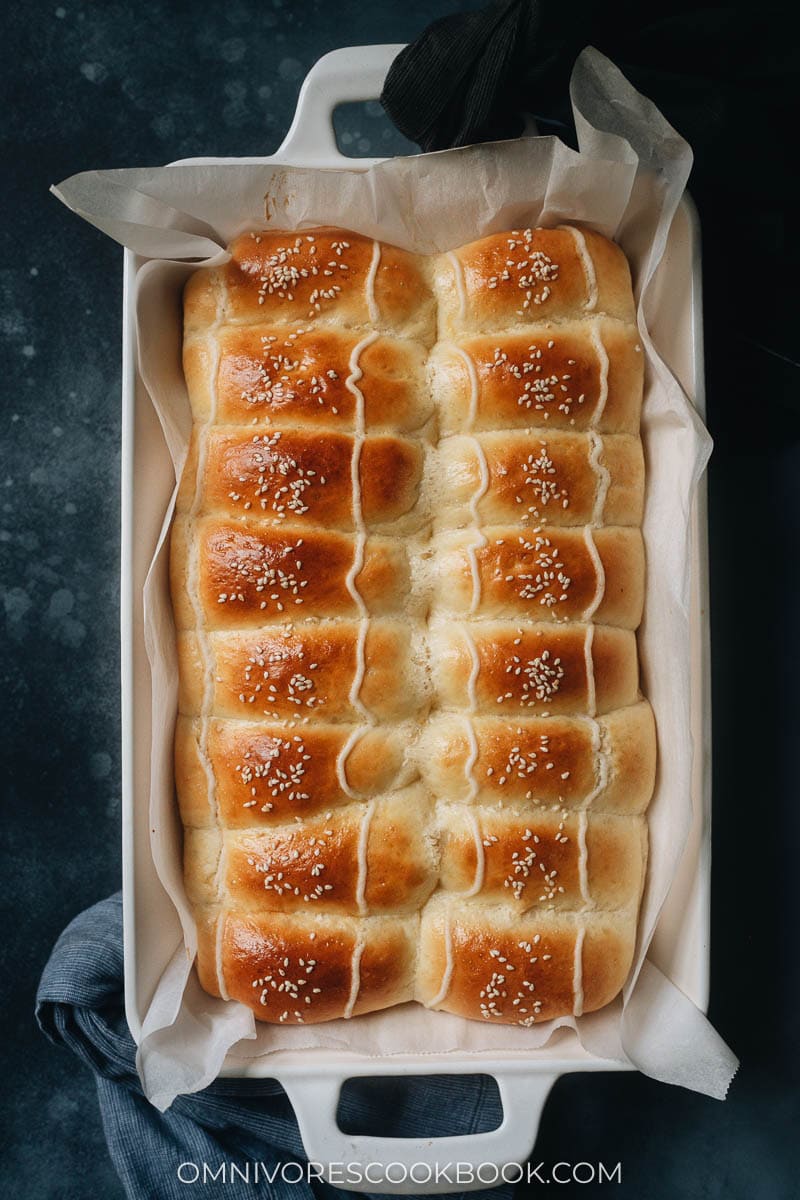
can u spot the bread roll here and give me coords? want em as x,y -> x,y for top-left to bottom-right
184,325 -> 432,431
429,526 -> 645,628
416,895 -> 637,1021
437,807 -> 647,911
418,702 -> 656,814
433,227 -> 635,337
185,787 -> 437,916
430,320 -> 643,435
176,621 -> 428,724
176,717 -> 416,829
178,427 -> 424,532
171,519 -> 414,629
431,431 -> 644,528
186,228 -> 437,340
174,224 -> 654,1026
428,620 -> 640,716
196,909 -> 418,1022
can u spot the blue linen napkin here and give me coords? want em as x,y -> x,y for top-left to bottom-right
36,893 -> 512,1200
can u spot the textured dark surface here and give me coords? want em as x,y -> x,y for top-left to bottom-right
1,1 -> 797,1197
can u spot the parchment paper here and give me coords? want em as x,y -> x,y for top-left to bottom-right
53,47 -> 738,1111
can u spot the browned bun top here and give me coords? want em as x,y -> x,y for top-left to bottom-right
179,427 -> 423,531
430,620 -> 640,716
177,620 -> 427,724
435,227 -> 635,337
185,789 -> 437,918
432,319 -> 643,436
433,431 -> 644,529
185,228 -> 436,341
418,702 -> 655,815
184,325 -> 432,431
171,518 -> 411,629
417,897 -> 638,1024
432,525 -> 645,629
176,717 -> 411,830
206,909 -> 417,1023
438,806 -> 646,912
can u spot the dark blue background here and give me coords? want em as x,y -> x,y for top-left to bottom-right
2,1 -> 798,1197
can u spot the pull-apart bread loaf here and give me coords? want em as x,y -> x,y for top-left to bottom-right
173,225 -> 654,1027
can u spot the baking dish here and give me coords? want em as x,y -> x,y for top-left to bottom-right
120,44 -> 711,1192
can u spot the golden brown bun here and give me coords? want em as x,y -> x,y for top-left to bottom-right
418,701 -> 656,814
185,788 -> 437,917
177,621 -> 428,724
177,427 -> 424,532
176,717 -> 416,829
170,519 -> 413,628
183,325 -> 432,431
430,525 -> 645,629
417,895 -> 637,1023
438,807 -> 647,911
196,909 -> 418,1023
434,228 -> 635,338
429,620 -> 639,716
432,431 -> 644,528
431,319 -> 643,436
185,229 -> 436,342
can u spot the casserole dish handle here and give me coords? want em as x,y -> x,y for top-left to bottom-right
281,1070 -> 557,1194
278,44 -> 406,167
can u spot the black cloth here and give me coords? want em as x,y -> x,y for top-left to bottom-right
381,0 -> 798,423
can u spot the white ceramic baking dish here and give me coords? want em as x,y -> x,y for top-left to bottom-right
121,44 -> 711,1193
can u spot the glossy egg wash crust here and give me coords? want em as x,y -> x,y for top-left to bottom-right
172,225 -> 655,1027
